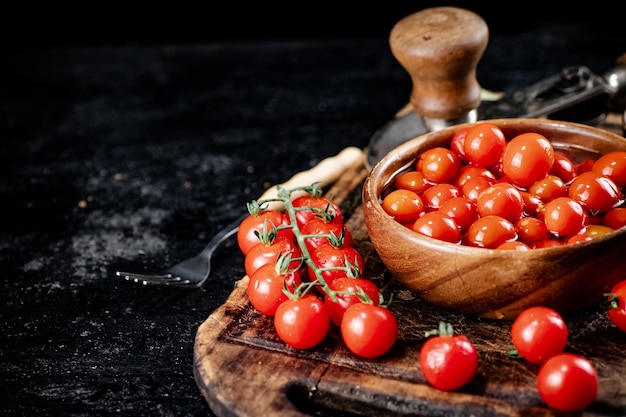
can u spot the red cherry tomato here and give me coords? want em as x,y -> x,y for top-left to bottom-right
464,215 -> 517,248
307,243 -> 365,289
450,126 -> 470,161
543,197 -> 588,237
237,210 -> 293,255
460,175 -> 496,203
603,207 -> 626,229
244,236 -> 301,278
438,197 -> 478,232
381,189 -> 426,224
592,150 -> 626,188
274,294 -> 330,350
341,303 -> 398,358
291,194 -> 343,228
418,147 -> 462,184
496,240 -> 530,250
324,277 -> 380,326
514,216 -> 550,245
501,132 -> 555,188
248,261 -> 301,316
475,182 -> 524,223
537,353 -> 598,412
568,171 -> 623,214
421,183 -> 461,210
300,217 -> 353,254
604,280 -> 626,332
419,322 -> 479,391
455,164 -> 497,188
528,174 -> 567,202
463,122 -> 506,167
394,170 -> 432,194
550,151 -> 578,184
412,211 -> 461,244
510,306 -> 568,364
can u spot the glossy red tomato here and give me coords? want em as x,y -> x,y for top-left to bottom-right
421,183 -> 461,210
460,175 -> 496,203
237,210 -> 293,255
528,174 -> 567,202
537,353 -> 598,412
324,277 -> 380,326
514,216 -> 550,245
550,151 -> 578,184
307,243 -> 365,289
501,132 -> 555,188
475,182 -> 524,223
542,197 -> 588,237
274,294 -> 330,349
603,207 -> 626,229
300,217 -> 353,254
449,126 -> 470,162
496,240 -> 530,250
592,150 -> 626,188
510,306 -> 568,364
454,164 -> 496,188
244,236 -> 301,278
464,215 -> 517,248
248,261 -> 302,316
568,171 -> 623,214
419,322 -> 479,391
418,147 -> 462,184
291,194 -> 343,228
381,189 -> 426,224
438,197 -> 478,232
412,211 -> 461,244
463,122 -> 506,167
394,170 -> 432,194
604,279 -> 626,332
341,303 -> 398,358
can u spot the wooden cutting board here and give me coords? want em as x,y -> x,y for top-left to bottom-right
193,151 -> 626,417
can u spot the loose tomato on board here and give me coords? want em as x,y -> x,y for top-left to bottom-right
341,302 -> 398,358
237,210 -> 293,255
274,293 -> 330,350
324,277 -> 381,326
510,306 -> 568,364
419,322 -> 478,391
604,280 -> 626,332
537,353 -> 598,412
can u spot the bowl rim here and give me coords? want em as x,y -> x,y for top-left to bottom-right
364,118 -> 626,255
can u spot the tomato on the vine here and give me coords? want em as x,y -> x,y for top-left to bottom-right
300,216 -> 353,254
307,242 -> 365,289
274,293 -> 330,350
244,236 -> 301,278
341,302 -> 397,358
324,277 -> 380,326
419,322 -> 478,391
604,279 -> 626,332
237,210 -> 293,255
291,194 -> 343,228
248,259 -> 302,316
537,353 -> 598,412
510,306 -> 568,364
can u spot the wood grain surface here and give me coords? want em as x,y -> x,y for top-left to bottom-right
193,149 -> 626,417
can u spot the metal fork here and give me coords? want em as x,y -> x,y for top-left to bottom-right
115,146 -> 363,289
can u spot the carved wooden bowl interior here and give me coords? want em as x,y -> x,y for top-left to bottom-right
363,118 -> 626,320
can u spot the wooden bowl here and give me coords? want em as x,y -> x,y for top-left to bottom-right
362,118 -> 626,320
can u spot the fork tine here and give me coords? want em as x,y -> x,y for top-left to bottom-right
116,271 -> 185,285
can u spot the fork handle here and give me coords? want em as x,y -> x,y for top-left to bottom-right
258,146 -> 364,211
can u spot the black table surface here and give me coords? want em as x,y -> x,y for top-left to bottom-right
2,26 -> 625,417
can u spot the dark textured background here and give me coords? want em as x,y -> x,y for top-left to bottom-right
1,4 -> 625,417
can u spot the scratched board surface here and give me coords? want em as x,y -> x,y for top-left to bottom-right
193,154 -> 626,417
